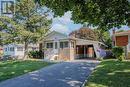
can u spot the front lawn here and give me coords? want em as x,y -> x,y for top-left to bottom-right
0,60 -> 51,82
86,60 -> 130,87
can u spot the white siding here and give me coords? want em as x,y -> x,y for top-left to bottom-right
3,44 -> 39,58
15,46 -> 24,57
3,44 -> 15,56
44,31 -> 70,61
45,31 -> 68,41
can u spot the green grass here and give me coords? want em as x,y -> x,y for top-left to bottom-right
0,60 -> 51,82
86,60 -> 130,87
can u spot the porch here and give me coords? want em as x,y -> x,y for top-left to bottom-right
75,45 -> 96,59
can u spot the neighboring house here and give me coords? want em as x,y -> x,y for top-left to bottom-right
0,0 -> 15,17
113,30 -> 130,59
3,44 -> 39,59
43,31 -> 106,61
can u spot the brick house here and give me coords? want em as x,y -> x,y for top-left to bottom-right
113,30 -> 130,59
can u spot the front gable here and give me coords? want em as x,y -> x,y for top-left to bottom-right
45,31 -> 68,41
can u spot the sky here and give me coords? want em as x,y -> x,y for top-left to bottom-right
51,11 -> 82,35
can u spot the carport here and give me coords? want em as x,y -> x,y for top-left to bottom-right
74,38 -> 100,59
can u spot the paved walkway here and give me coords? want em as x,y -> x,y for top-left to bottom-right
0,60 -> 99,87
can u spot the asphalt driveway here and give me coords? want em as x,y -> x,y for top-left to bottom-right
0,60 -> 99,87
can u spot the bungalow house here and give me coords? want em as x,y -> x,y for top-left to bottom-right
43,31 -> 106,61
3,44 -> 39,59
113,30 -> 130,59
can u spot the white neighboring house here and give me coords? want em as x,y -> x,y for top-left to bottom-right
3,44 -> 39,59
43,31 -> 106,61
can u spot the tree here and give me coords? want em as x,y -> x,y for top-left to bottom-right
69,27 -> 98,41
41,0 -> 130,31
116,30 -> 125,32
0,0 -> 51,59
69,27 -> 112,49
0,16 -> 18,45
94,29 -> 112,49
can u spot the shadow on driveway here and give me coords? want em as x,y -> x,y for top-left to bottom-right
0,60 -> 99,87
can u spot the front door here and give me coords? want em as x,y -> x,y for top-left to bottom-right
87,47 -> 94,58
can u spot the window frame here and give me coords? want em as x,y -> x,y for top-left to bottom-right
46,42 -> 53,48
17,47 -> 23,51
10,47 -> 14,51
60,41 -> 68,48
4,48 -> 8,51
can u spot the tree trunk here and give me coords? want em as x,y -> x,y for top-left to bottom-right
39,43 -> 43,59
23,41 -> 29,60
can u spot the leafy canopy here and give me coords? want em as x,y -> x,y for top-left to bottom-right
0,0 -> 51,58
41,0 -> 130,30
0,0 -> 51,44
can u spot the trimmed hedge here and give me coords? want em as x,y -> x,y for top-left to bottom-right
112,47 -> 124,61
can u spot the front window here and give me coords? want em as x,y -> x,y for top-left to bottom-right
46,43 -> 53,48
32,47 -> 36,50
10,47 -> 14,51
17,47 -> 23,51
4,48 -> 7,51
1,1 -> 14,14
60,41 -> 68,48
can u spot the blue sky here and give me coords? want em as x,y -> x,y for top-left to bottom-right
51,11 -> 82,34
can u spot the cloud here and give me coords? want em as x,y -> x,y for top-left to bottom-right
51,11 -> 82,34
51,24 -> 69,34
52,11 -> 73,25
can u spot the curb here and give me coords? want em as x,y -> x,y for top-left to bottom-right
81,63 -> 100,87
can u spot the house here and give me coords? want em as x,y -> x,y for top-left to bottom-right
43,31 -> 106,61
0,0 -> 15,17
113,30 -> 130,59
3,44 -> 39,59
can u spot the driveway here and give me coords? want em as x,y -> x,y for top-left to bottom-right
0,60 -> 99,87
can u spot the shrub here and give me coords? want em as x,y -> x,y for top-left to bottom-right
112,47 -> 124,61
96,57 -> 103,61
28,51 -> 42,59
104,50 -> 116,59
118,53 -> 125,61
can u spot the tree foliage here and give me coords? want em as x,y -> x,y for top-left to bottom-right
69,27 -> 112,48
94,29 -> 112,49
69,27 -> 98,41
0,0 -> 51,58
41,0 -> 130,30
